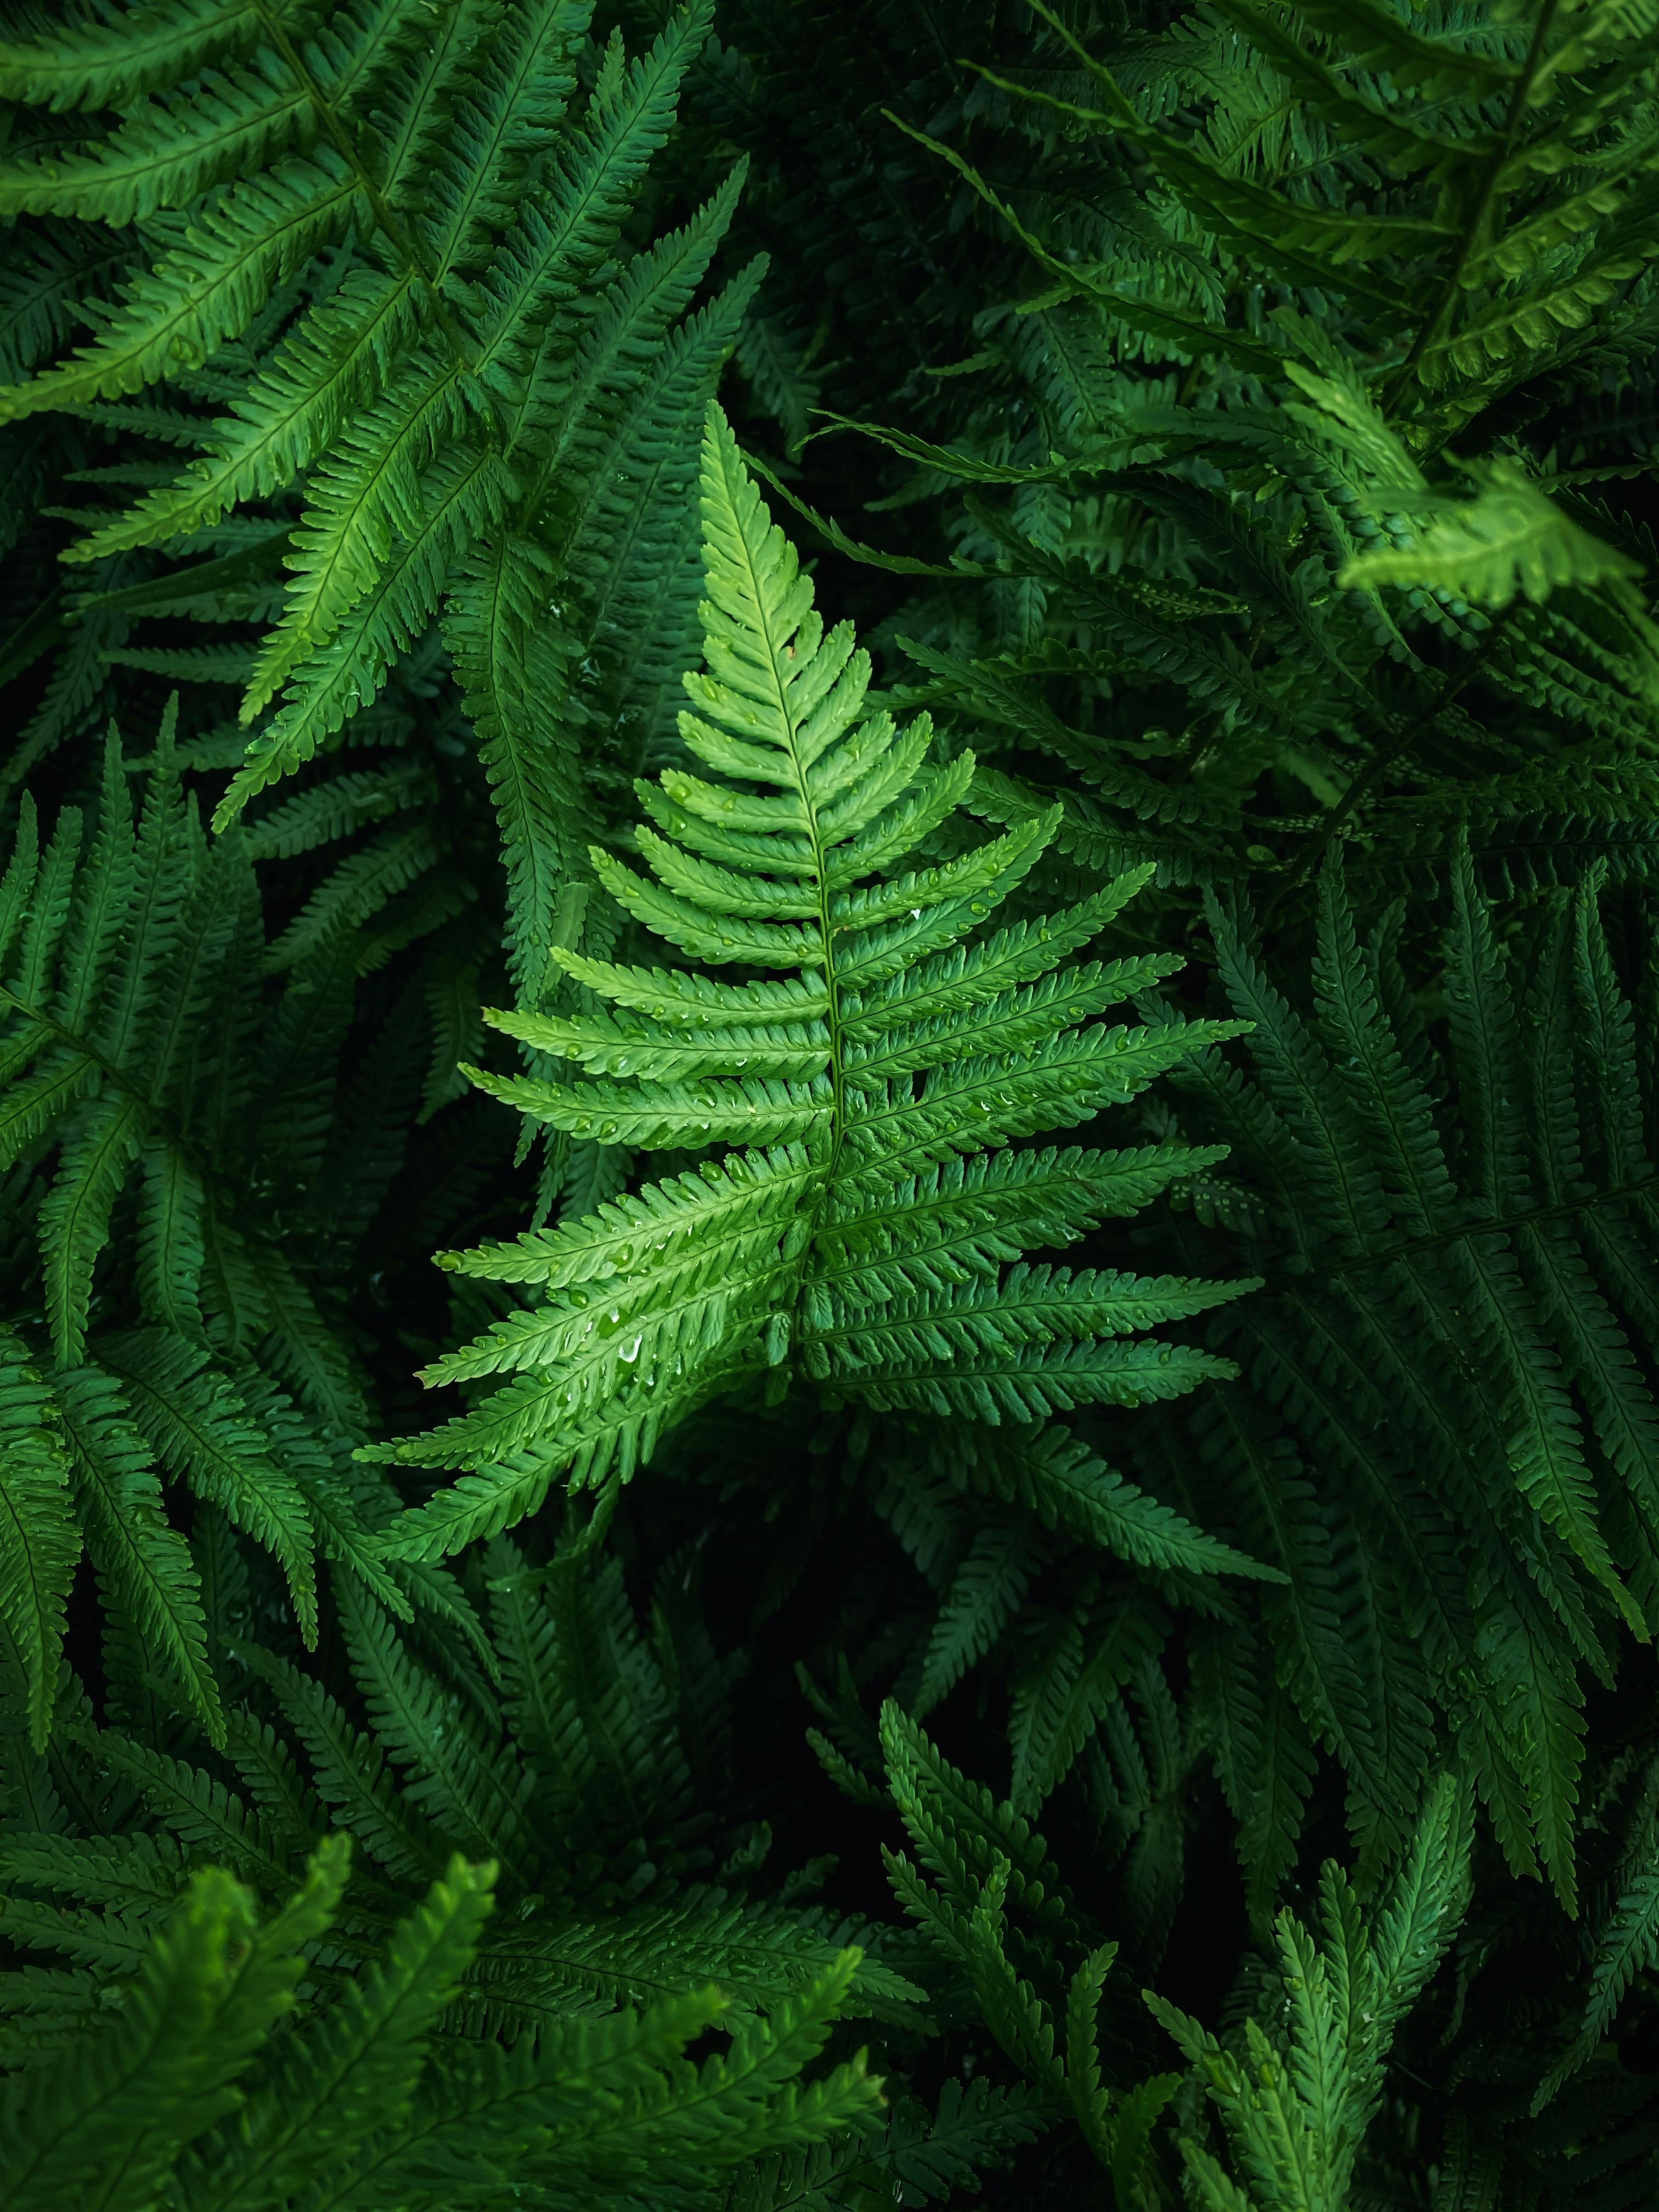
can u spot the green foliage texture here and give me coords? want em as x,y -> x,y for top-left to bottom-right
7,0 -> 1659,2205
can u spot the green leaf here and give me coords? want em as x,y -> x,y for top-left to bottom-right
0,1328 -> 80,1751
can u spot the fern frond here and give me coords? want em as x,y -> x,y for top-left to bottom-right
234,1638 -> 449,1883
55,1359 -> 222,1742
97,1330 -> 319,1645
0,156 -> 364,422
375,407 -> 1250,1545
0,57 -> 316,226
913,1520 -> 1040,1718
0,1859 -> 286,2211
176,1852 -> 495,2208
1340,460 -> 1650,618
947,1421 -> 1283,1583
1164,840 -> 1659,1895
0,1327 -> 80,1752
0,0 -> 282,115
3,0 -> 723,826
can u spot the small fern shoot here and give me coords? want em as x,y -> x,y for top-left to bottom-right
372,406 -> 1254,1558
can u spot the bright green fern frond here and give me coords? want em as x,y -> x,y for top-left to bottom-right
373,405 -> 1250,1547
0,1855 -> 296,2212
1340,460 -> 1653,621
413,0 -> 590,271
1147,1776 -> 1471,2210
173,1851 -> 495,2208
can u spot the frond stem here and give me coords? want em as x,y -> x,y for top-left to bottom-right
724,523 -> 848,1217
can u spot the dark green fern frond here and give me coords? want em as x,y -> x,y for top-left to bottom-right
1157,845 -> 1659,1904
0,1539 -> 912,2207
0,709 -> 472,1736
0,0 -> 729,872
0,1325 -> 79,1754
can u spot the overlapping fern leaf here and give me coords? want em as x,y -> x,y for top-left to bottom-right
0,709 -> 450,1749
878,1701 -> 1474,2209
0,1835 -> 881,2212
0,0 -> 748,983
2,1529 -> 924,2024
691,0 -> 1659,1939
1152,849 -> 1659,1908
0,1521 -> 1031,2212
369,406 -> 1254,1559
736,0 -> 1659,905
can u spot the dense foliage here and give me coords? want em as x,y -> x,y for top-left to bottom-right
7,0 -> 1659,2204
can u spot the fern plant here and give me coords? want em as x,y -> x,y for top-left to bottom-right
0,0 -> 753,986
9,3 -> 1659,2203
684,0 -> 1659,1909
878,1702 -> 1476,2211
1135,848 -> 1659,1911
0,1835 -> 882,2212
0,1510 -> 1048,2210
0,706 -> 477,1750
369,405 -> 1255,1560
712,0 -> 1659,906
